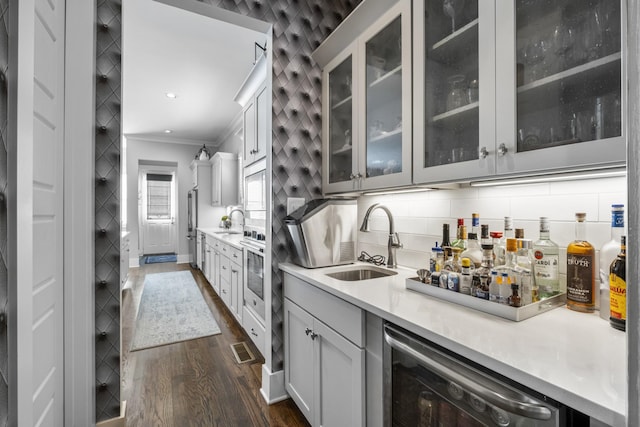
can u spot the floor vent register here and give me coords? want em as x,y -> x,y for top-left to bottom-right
230,342 -> 256,364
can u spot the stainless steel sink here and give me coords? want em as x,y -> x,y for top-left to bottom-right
326,266 -> 398,281
215,230 -> 242,235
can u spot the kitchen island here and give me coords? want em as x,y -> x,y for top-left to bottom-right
279,262 -> 626,426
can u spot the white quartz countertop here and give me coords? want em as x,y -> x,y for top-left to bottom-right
279,262 -> 627,426
198,227 -> 244,249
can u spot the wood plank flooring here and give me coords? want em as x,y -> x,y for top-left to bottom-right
122,262 -> 309,427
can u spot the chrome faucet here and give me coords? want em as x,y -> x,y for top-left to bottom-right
360,203 -> 403,268
228,207 -> 245,227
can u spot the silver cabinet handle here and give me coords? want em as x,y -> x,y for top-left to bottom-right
305,328 -> 312,336
349,173 -> 356,180
251,329 -> 258,337
383,325 -> 552,420
310,332 -> 318,340
222,266 -> 227,270
479,146 -> 489,159
222,289 -> 227,294
497,143 -> 508,156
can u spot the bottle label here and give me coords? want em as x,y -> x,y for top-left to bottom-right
609,273 -> 626,320
534,253 -> 559,280
567,254 -> 594,304
612,210 -> 624,228
460,275 -> 471,295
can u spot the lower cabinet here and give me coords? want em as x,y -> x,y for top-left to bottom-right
204,242 -> 213,283
230,258 -> 243,322
120,233 -> 130,289
284,273 -> 365,427
219,254 -> 231,306
243,305 -> 265,357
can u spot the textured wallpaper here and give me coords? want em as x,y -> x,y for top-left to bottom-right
200,0 -> 361,372
95,0 -> 122,421
0,0 -> 7,424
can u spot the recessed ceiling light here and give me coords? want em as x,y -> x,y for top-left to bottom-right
164,129 -> 172,133
165,92 -> 177,99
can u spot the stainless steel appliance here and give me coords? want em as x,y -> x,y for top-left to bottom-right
240,239 -> 265,323
284,198 -> 357,268
187,189 -> 198,268
383,323 -> 586,426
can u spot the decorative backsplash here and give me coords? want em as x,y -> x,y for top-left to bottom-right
0,0 -> 8,424
95,0 -> 122,421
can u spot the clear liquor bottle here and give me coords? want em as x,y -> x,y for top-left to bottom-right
533,217 -> 560,298
471,244 -> 494,300
471,213 -> 480,236
452,222 -> 467,250
609,235 -> 626,331
599,204 -> 624,316
516,239 -> 534,305
566,213 -> 596,313
460,258 -> 472,295
461,232 -> 482,268
491,231 -> 504,265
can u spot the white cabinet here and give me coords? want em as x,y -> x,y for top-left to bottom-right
412,0 -> 625,184
318,0 -> 412,194
190,159 -> 211,189
204,242 -> 213,283
243,305 -> 266,357
243,84 -> 268,166
196,231 -> 203,270
284,273 -> 365,427
210,152 -> 238,207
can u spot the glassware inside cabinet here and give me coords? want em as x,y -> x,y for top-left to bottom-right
515,0 -> 621,153
365,16 -> 403,178
328,56 -> 354,184
423,0 -> 479,168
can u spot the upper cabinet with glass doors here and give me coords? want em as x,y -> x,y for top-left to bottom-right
320,0 -> 412,194
414,0 -> 625,184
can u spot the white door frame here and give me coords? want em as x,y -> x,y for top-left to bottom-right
138,164 -> 179,256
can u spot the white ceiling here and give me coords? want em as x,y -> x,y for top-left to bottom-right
122,0 -> 267,145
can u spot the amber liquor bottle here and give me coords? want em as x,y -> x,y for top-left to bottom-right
566,213 -> 596,312
609,235 -> 626,331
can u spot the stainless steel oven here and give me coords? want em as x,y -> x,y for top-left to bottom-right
383,323 -> 586,427
241,240 -> 265,323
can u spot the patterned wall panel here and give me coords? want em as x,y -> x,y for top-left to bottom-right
0,0 -> 7,425
95,0 -> 122,421
199,0 -> 361,371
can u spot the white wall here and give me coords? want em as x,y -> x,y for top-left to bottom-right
126,137 -> 203,264
358,176 -> 627,275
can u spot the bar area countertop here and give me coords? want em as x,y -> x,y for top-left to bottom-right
279,262 -> 627,426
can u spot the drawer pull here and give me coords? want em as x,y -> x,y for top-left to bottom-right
251,329 -> 258,337
310,332 -> 318,340
305,328 -> 312,336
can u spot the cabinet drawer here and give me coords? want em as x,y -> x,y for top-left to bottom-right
228,245 -> 242,264
284,273 -> 365,347
220,255 -> 231,282
243,306 -> 265,357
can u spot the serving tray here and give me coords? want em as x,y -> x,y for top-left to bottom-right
405,277 -> 566,321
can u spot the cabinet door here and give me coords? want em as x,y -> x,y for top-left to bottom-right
254,85 -> 268,164
212,250 -> 221,294
204,244 -> 212,282
314,318 -> 365,427
243,99 -> 256,165
495,0 -> 625,175
230,262 -> 242,322
358,0 -> 412,190
413,0 -> 495,183
284,299 -> 314,424
196,233 -> 202,269
322,45 -> 360,194
211,155 -> 221,206
220,276 -> 231,308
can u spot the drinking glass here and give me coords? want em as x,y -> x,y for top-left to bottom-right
551,24 -> 574,73
583,9 -> 604,61
446,74 -> 466,111
443,0 -> 464,34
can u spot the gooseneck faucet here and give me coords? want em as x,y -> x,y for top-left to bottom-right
228,207 -> 245,227
360,203 -> 403,268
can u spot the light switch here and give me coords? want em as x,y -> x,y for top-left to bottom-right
287,197 -> 305,215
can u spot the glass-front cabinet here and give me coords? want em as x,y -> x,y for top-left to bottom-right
323,0 -> 412,193
414,0 -> 625,184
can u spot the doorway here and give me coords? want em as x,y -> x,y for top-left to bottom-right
138,165 -> 178,256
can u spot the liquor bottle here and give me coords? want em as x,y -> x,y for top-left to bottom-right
471,213 -> 480,236
599,204 -> 624,317
461,232 -> 482,268
515,228 -> 525,239
566,213 -> 596,312
451,225 -> 467,250
441,223 -> 452,264
471,244 -> 494,299
490,231 -> 504,265
489,270 -> 500,303
480,224 -> 490,245
443,247 -> 462,272
533,217 -> 560,298
500,272 -> 511,305
460,257 -> 472,295
516,239 -> 534,305
495,238 -> 518,304
609,235 -> 626,331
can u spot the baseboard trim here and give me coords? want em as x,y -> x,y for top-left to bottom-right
96,401 -> 126,427
177,253 -> 190,264
260,365 -> 289,404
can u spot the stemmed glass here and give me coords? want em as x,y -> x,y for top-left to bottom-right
443,0 -> 464,34
551,24 -> 574,74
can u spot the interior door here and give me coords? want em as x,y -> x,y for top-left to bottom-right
140,169 -> 177,255
12,0 -> 66,424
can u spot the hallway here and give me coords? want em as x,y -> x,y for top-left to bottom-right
121,262 -> 309,426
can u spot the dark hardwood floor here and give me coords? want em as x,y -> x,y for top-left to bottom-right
122,262 -> 309,427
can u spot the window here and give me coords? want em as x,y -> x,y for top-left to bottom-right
146,173 -> 173,220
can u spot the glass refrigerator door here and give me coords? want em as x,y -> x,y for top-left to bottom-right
515,0 -> 621,153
